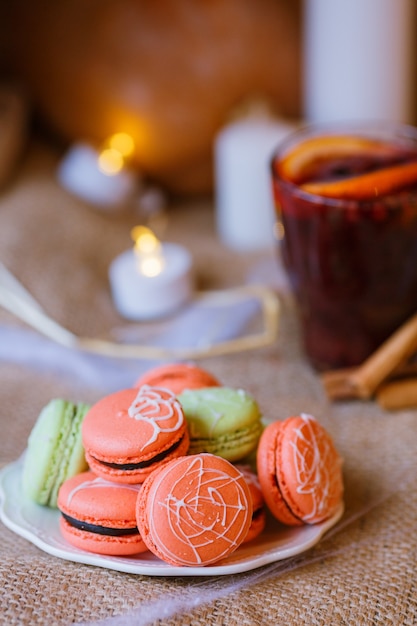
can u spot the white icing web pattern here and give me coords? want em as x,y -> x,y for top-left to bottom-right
289,414 -> 342,522
149,456 -> 251,566
127,385 -> 184,450
66,476 -> 142,506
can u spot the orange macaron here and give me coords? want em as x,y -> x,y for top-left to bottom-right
235,464 -> 266,543
134,363 -> 221,395
82,386 -> 189,484
257,414 -> 343,526
57,471 -> 147,556
136,454 -> 253,567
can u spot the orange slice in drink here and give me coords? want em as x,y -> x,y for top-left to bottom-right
301,161 -> 417,199
278,135 -> 398,184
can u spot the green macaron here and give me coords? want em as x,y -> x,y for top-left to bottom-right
22,399 -> 90,508
177,387 -> 263,462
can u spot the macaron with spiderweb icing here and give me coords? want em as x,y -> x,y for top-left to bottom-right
58,470 -> 147,555
256,414 -> 343,526
82,385 -> 189,484
136,453 -> 253,567
134,362 -> 221,395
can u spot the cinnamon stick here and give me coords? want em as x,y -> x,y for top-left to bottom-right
321,359 -> 417,401
320,367 -> 360,400
388,360 -> 417,380
320,312 -> 417,400
349,313 -> 417,398
376,377 -> 417,411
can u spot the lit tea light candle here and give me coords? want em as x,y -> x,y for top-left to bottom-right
109,226 -> 193,320
57,132 -> 139,209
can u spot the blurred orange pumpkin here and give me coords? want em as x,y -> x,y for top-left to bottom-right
5,0 -> 301,194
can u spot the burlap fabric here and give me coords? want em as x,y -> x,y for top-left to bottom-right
1,143 -> 417,625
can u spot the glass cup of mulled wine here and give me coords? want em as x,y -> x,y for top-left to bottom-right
271,122 -> 417,370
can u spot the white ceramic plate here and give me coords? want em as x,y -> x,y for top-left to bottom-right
0,456 -> 344,577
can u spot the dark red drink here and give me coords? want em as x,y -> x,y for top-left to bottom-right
271,123 -> 417,370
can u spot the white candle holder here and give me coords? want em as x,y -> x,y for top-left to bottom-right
215,113 -> 295,251
304,0 -> 414,123
57,143 -> 139,209
109,243 -> 193,320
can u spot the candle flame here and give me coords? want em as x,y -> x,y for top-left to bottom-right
98,132 -> 135,176
131,226 -> 165,277
140,256 -> 164,277
98,148 -> 124,175
108,132 -> 135,158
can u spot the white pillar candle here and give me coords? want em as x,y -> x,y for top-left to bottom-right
215,114 -> 295,252
57,143 -> 139,209
109,242 -> 193,321
304,0 -> 415,124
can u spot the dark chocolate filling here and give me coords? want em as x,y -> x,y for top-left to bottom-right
61,513 -> 139,537
252,507 -> 264,521
95,435 -> 184,471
